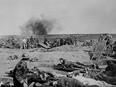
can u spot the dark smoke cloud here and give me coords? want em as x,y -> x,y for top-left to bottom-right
20,17 -> 56,35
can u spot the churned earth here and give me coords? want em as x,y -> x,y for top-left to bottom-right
0,45 -> 92,83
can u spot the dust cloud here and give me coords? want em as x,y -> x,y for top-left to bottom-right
20,16 -> 60,35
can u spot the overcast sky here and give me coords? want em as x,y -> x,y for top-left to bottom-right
0,0 -> 116,35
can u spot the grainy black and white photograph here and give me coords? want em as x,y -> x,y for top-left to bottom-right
0,0 -> 116,87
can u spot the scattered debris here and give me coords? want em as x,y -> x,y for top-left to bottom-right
7,55 -> 18,60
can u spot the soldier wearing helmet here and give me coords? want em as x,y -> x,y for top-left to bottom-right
13,53 -> 30,87
59,58 -> 86,69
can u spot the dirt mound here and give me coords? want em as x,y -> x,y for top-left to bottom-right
30,45 -> 86,52
48,45 -> 79,52
0,45 -> 91,85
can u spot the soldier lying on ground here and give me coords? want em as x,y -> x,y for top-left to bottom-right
0,82 -> 14,87
12,53 -> 56,87
93,72 -> 116,85
50,75 -> 103,87
9,53 -> 56,87
66,71 -> 113,87
28,70 -> 113,87
59,58 -> 86,69
51,76 -> 85,87
83,61 -> 116,85
87,63 -> 99,70
26,67 -> 57,86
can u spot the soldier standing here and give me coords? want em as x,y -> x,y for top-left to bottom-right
22,38 -> 27,49
60,37 -> 64,46
26,38 -> 30,49
44,37 -> 50,46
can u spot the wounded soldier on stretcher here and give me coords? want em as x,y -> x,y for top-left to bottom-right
26,67 -> 57,85
59,58 -> 86,69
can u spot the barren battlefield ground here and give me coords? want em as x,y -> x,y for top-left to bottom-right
0,34 -> 116,83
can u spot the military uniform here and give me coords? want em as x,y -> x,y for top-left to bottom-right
22,39 -> 27,49
105,62 -> 116,77
13,53 -> 30,87
59,58 -> 85,69
27,67 -> 55,86
113,42 -> 116,55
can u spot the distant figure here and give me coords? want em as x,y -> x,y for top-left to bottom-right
59,37 -> 64,46
26,38 -> 30,49
43,37 -> 50,46
105,34 -> 113,46
98,34 -> 104,41
74,37 -> 78,46
22,38 -> 27,49
105,44 -> 113,56
13,53 -> 30,87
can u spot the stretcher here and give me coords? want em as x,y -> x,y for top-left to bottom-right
39,43 -> 51,49
53,64 -> 85,72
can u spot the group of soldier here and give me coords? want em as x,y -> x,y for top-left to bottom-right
11,53 -> 87,87
91,33 -> 116,61
82,39 -> 94,46
0,36 -> 78,49
10,51 -> 116,87
44,37 -> 77,48
21,36 -> 40,49
10,53 -> 94,87
11,53 -> 51,87
1,34 -> 116,87
16,36 -> 78,49
0,36 -> 21,49
58,57 -> 116,86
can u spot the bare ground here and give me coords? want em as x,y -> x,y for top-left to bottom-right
0,45 -> 91,83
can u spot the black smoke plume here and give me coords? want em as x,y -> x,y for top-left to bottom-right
20,17 -> 56,35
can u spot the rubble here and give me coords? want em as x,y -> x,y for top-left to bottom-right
7,55 -> 18,60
